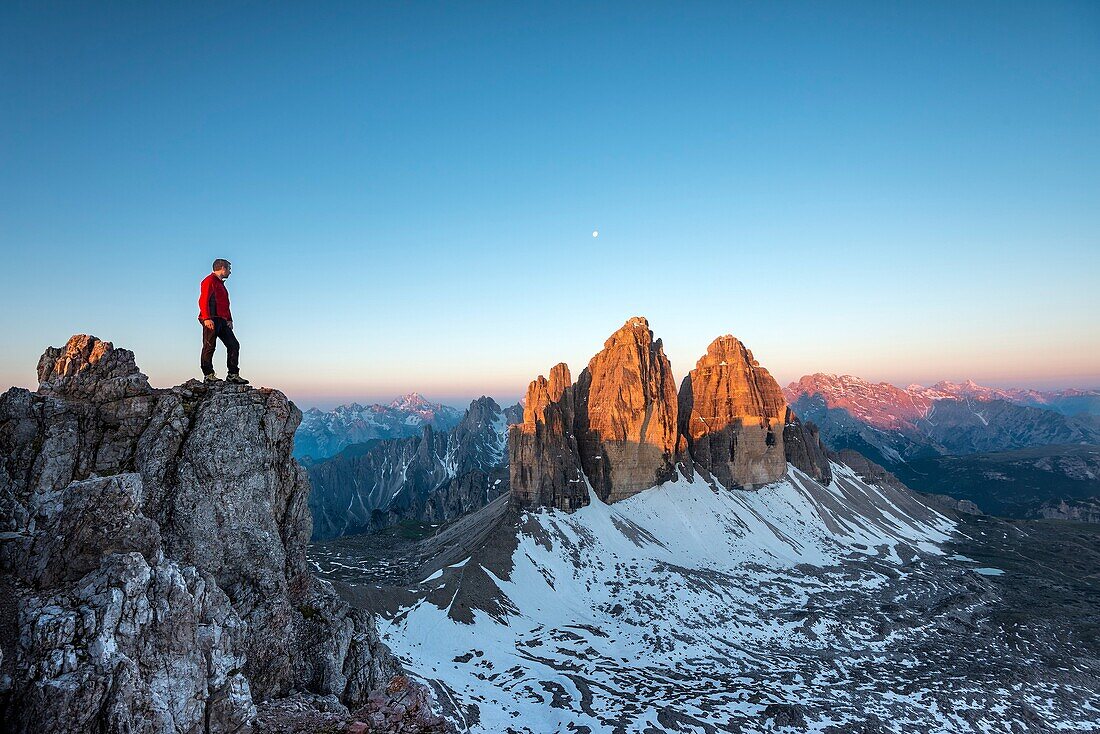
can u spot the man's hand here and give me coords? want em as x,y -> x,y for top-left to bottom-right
226,321 -> 233,330
203,319 -> 214,329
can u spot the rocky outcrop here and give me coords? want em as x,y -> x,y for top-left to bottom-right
922,493 -> 984,517
308,397 -> 521,539
1030,498 -> 1100,523
677,336 -> 788,489
0,335 -> 405,733
783,410 -> 833,485
253,676 -> 448,734
509,364 -> 588,511
510,319 -> 681,509
574,318 -> 680,503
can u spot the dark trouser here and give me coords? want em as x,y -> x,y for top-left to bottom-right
201,318 -> 240,376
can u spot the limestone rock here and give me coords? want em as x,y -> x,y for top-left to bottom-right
573,317 -> 679,503
677,335 -> 788,489
36,333 -> 151,401
509,363 -> 588,511
783,410 -> 833,485
506,321 -> 835,510
0,335 -> 403,733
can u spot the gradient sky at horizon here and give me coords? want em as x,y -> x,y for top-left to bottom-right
2,1 -> 1098,410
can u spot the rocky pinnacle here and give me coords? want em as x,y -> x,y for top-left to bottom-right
509,319 -> 833,511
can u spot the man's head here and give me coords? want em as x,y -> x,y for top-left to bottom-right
212,258 -> 232,281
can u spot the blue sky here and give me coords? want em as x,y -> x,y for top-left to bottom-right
2,1 -> 1098,409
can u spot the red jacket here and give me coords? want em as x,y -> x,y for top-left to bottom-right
198,273 -> 232,322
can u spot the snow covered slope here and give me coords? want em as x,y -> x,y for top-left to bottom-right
318,462 -> 1100,733
362,466 -> 963,731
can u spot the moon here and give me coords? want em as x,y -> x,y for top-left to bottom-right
592,229 -> 599,238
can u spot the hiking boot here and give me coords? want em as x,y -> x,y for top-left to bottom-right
204,373 -> 221,384
225,374 -> 250,385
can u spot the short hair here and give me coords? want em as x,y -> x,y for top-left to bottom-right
212,258 -> 231,271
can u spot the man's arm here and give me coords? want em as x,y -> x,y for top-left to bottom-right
198,277 -> 215,326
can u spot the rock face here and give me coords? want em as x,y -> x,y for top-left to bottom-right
1032,498 -> 1100,523
510,319 -> 681,509
308,397 -> 521,539
295,394 -> 462,460
509,363 -> 588,511
574,317 -> 680,503
677,336 -> 788,489
0,335 -> 400,733
782,409 -> 833,485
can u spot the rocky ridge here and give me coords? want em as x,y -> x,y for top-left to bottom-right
679,335 -> 792,489
785,372 -> 1100,468
918,379 -> 1100,417
507,363 -> 588,511
0,335 -> 444,733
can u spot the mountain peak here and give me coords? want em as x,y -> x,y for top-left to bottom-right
390,391 -> 436,410
679,334 -> 792,489
37,334 -> 150,400
579,317 -> 679,502
602,315 -> 655,350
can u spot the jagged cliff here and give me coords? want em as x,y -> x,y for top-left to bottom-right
0,335 -> 443,733
508,363 -> 587,511
510,318 -> 685,510
308,397 -> 521,540
678,335 -> 789,488
509,319 -> 832,510
574,318 -> 681,502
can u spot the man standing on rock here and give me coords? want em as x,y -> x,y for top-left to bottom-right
199,258 -> 249,384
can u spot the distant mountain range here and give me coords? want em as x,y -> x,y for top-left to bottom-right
914,379 -> 1100,417
785,374 -> 1100,517
306,397 -> 522,540
293,392 -> 463,459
